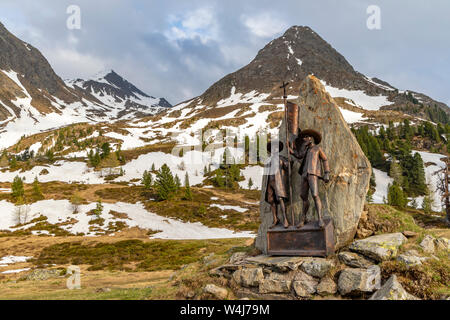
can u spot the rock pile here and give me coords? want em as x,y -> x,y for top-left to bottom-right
211,232 -> 450,300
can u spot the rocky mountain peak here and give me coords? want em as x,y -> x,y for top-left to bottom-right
200,25 -> 371,106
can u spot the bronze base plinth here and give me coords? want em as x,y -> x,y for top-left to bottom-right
267,218 -> 335,257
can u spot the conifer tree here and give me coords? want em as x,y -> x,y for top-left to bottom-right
155,164 -> 178,200
389,157 -> 403,186
32,176 -> 44,200
94,200 -> 103,217
12,176 -> 24,200
387,183 -> 407,208
141,170 -> 153,189
422,195 -> 432,214
184,172 -> 193,201
248,178 -> 254,190
175,174 -> 181,189
410,153 -> 427,196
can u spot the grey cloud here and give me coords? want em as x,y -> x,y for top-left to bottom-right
0,0 -> 448,105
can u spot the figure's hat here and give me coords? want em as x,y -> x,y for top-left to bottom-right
297,129 -> 322,145
266,140 -> 284,153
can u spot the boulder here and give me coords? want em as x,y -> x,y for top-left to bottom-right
256,75 -> 371,253
349,233 -> 407,262
338,251 -> 374,268
300,258 -> 334,278
245,255 -> 304,272
338,266 -> 381,296
259,272 -> 292,294
402,231 -> 418,238
229,252 -> 247,264
317,277 -> 338,296
292,271 -> 319,298
369,275 -> 420,300
434,237 -> 450,251
420,235 -> 435,253
396,250 -> 427,267
204,284 -> 229,300
232,268 -> 264,287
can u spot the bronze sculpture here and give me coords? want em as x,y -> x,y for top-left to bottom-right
290,129 -> 330,229
265,141 -> 290,229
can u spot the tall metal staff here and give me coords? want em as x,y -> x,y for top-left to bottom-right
280,81 -> 294,227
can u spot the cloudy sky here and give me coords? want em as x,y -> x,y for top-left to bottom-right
0,0 -> 449,106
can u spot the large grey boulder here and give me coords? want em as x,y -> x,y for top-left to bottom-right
420,235 -> 436,253
317,277 -> 338,296
292,271 -> 319,298
338,265 -> 381,296
369,275 -> 420,300
259,272 -> 293,294
435,237 -> 450,251
232,268 -> 264,288
300,258 -> 335,278
204,284 -> 229,300
396,250 -> 427,267
338,251 -> 374,268
256,75 -> 371,253
349,233 -> 407,262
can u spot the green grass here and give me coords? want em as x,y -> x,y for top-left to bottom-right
33,238 -> 249,272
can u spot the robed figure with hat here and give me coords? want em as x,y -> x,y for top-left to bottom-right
264,141 -> 291,229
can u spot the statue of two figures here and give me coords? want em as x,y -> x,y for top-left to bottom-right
265,104 -> 331,230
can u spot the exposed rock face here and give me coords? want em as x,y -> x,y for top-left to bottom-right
256,75 -> 371,252
349,233 -> 407,262
338,252 -> 374,268
338,266 -> 381,296
369,275 -> 420,300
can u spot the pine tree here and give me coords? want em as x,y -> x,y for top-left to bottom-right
184,172 -> 193,201
409,153 -> 427,196
387,183 -> 407,208
422,195 -> 432,214
151,163 -> 156,171
100,142 -> 111,159
32,176 -> 44,200
248,178 -> 254,190
12,176 -> 24,199
94,200 -> 103,217
213,168 -> 225,188
141,170 -> 153,189
389,157 -> 403,185
175,174 -> 181,190
155,164 -> 178,201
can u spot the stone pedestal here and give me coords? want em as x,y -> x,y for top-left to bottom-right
267,219 -> 335,257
